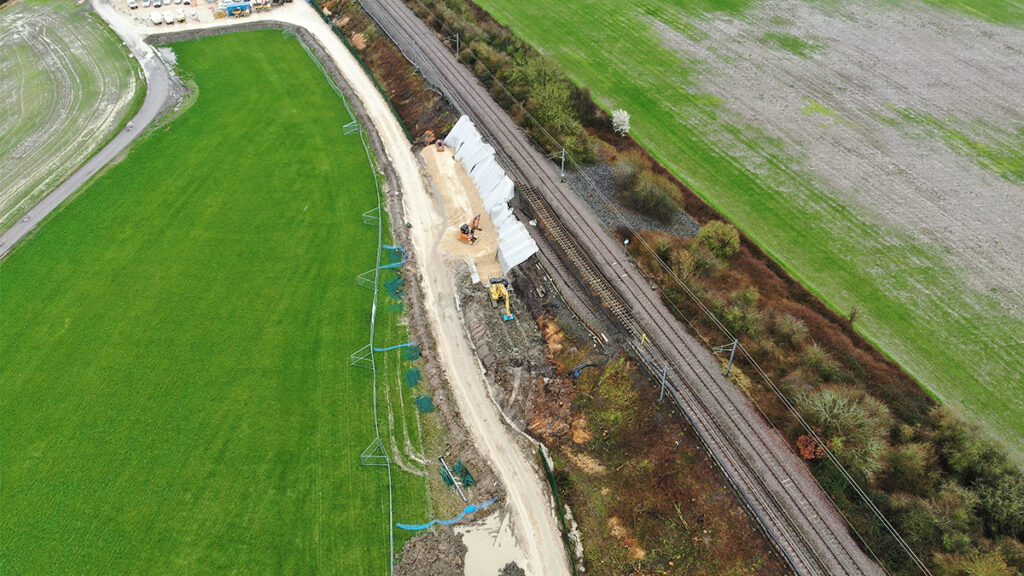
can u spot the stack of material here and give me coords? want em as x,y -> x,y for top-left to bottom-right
444,115 -> 538,274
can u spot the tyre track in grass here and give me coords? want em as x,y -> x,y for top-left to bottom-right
0,0 -> 167,259
0,2 -> 139,231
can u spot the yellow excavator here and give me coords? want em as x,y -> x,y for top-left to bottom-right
489,278 -> 514,321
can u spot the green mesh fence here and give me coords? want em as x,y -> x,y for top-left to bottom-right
405,367 -> 421,387
414,395 -> 434,413
384,276 -> 404,300
440,466 -> 455,487
403,345 -> 421,361
454,459 -> 475,487
385,246 -> 403,264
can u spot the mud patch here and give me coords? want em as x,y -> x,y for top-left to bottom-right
607,517 -> 646,560
563,448 -> 605,475
569,413 -> 591,444
350,31 -> 366,50
394,528 -> 467,576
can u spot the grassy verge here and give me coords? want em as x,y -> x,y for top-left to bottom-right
0,30 -> 425,574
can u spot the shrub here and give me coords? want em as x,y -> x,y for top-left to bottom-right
997,537 -> 1024,573
626,170 -> 677,223
931,407 -> 1010,485
721,287 -> 764,337
930,407 -> 1024,540
670,247 -> 695,280
889,483 -> 979,554
977,475 -> 1024,540
698,221 -> 740,260
877,442 -> 940,497
797,386 -> 892,479
933,549 -> 1017,576
801,342 -> 843,382
612,108 -> 630,136
773,313 -> 808,347
612,149 -> 645,190
688,243 -> 722,277
653,239 -> 674,266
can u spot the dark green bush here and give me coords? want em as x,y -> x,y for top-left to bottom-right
877,442 -> 940,497
698,220 -> 740,259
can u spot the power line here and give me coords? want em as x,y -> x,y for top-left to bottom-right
395,1 -> 931,573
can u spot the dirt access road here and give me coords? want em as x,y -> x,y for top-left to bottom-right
67,3 -> 571,574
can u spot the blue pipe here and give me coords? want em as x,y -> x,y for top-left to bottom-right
372,342 -> 416,352
396,497 -> 499,531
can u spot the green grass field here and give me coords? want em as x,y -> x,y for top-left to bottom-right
0,0 -> 143,229
471,0 -> 1024,459
0,30 -> 427,574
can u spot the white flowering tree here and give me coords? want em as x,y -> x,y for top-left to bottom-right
612,108 -> 631,137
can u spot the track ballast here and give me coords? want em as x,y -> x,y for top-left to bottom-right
356,0 -> 887,573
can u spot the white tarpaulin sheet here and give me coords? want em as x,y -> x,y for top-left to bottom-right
445,115 -> 538,275
497,221 -> 538,273
444,115 -> 475,152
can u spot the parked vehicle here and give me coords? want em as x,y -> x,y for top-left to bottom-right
149,11 -> 161,23
143,0 -> 151,7
153,0 -> 162,8
128,0 -> 138,8
162,10 -> 174,23
176,8 -> 185,21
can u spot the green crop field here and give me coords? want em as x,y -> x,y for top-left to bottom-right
471,0 -> 1024,459
0,0 -> 143,230
0,30 -> 427,574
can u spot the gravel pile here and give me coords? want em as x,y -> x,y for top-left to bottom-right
563,162 -> 699,238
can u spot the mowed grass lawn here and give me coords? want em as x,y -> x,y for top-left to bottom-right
0,30 -> 424,574
473,0 -> 1024,458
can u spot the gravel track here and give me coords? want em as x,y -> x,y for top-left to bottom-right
357,0 -> 887,573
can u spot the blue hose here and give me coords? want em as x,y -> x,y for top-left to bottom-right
396,497 -> 499,531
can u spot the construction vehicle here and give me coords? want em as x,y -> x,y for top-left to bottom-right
458,215 -> 481,244
488,278 -> 514,321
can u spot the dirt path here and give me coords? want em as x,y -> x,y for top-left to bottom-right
65,3 -> 570,574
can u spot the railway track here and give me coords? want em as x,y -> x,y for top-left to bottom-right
357,0 -> 887,573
